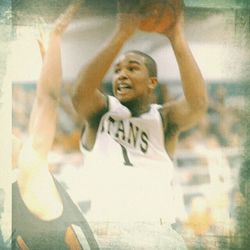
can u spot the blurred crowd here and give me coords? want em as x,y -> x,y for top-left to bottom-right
12,82 -> 242,152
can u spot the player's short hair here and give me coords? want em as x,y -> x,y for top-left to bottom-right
125,50 -> 157,77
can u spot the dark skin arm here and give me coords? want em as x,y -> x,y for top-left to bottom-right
159,0 -> 208,157
72,1 -> 142,149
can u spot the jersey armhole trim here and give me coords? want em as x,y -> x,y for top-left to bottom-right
80,95 -> 109,152
158,107 -> 174,162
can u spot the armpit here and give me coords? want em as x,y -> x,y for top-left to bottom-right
159,107 -> 179,140
165,118 -> 178,140
87,105 -> 108,128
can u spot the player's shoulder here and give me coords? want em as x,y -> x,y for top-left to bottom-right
106,95 -> 131,118
107,95 -> 121,109
150,103 -> 162,111
16,137 -> 49,185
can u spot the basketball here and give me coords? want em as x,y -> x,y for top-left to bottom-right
139,0 -> 177,32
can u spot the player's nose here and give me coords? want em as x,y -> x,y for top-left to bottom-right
117,69 -> 129,80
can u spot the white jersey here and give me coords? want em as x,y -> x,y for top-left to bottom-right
80,96 -> 176,223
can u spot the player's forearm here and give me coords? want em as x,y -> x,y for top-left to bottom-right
169,32 -> 208,112
36,34 -> 62,102
36,1 -> 80,101
73,30 -> 130,109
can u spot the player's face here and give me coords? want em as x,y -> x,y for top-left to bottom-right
112,53 -> 154,104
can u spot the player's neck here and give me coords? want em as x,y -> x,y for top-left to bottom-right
122,98 -> 151,117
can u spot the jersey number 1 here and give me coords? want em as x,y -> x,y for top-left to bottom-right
120,144 -> 133,166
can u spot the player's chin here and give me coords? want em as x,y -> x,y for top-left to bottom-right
116,94 -> 134,104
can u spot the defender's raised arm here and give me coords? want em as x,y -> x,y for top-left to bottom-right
27,3 -> 81,158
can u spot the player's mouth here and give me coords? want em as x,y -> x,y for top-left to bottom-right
117,83 -> 132,95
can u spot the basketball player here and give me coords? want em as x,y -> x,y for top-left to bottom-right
72,0 -> 207,249
12,3 -> 99,249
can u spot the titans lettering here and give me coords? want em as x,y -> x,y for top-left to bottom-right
101,116 -> 149,153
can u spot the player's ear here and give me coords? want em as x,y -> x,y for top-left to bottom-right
148,77 -> 157,90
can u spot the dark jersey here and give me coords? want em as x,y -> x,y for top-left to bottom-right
12,177 -> 99,250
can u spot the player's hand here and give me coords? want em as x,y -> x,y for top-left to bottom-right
160,0 -> 184,40
116,0 -> 142,37
51,1 -> 82,36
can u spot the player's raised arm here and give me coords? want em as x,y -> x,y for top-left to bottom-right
160,0 -> 208,131
27,3 -> 80,158
72,0 -> 142,119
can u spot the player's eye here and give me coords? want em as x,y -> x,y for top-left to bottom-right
114,68 -> 121,73
128,66 -> 137,72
